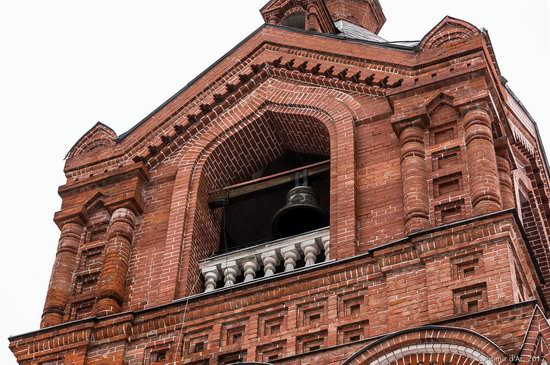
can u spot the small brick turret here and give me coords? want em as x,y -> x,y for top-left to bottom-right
325,0 -> 385,33
261,0 -> 385,34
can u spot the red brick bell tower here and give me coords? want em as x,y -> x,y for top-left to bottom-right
9,1 -> 550,365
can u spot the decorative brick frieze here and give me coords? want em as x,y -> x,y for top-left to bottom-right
338,291 -> 366,319
296,330 -> 328,354
453,283 -> 489,314
337,320 -> 369,345
256,340 -> 287,362
221,319 -> 247,347
297,300 -> 328,328
258,308 -> 287,338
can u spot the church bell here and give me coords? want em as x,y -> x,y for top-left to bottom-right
271,171 -> 328,239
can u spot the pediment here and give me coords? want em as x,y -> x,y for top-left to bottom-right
420,16 -> 480,50
425,92 -> 455,113
66,122 -> 116,159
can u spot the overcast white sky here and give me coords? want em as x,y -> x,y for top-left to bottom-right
0,1 -> 548,363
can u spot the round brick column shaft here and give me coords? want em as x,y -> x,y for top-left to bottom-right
399,125 -> 431,234
496,154 -> 515,209
93,207 -> 136,317
464,109 -> 502,215
307,6 -> 322,32
41,222 -> 83,328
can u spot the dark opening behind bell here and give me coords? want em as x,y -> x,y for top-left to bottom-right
271,170 -> 328,239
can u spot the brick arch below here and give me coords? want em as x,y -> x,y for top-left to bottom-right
152,78 -> 359,304
343,326 -> 510,365
376,351 -> 486,365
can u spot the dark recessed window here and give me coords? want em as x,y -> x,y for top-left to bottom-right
216,151 -> 329,253
282,12 -> 306,29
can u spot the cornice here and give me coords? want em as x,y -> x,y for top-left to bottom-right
63,25 -> 491,176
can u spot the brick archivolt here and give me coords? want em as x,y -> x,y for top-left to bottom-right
370,344 -> 493,365
419,17 -> 481,50
153,78 -> 360,303
344,326 -> 509,365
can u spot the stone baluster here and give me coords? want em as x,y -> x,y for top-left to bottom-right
321,236 -> 330,260
202,266 -> 221,293
261,251 -> 280,277
397,122 -> 431,234
496,149 -> 515,210
300,239 -> 320,267
242,256 -> 260,282
222,261 -> 240,287
281,246 -> 301,272
464,109 -> 502,215
41,221 -> 84,328
93,207 -> 137,317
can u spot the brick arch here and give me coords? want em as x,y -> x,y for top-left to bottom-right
419,16 -> 480,50
343,326 -> 510,365
153,79 -> 359,303
66,122 -> 116,159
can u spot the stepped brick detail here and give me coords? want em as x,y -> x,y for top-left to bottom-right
9,1 -> 550,365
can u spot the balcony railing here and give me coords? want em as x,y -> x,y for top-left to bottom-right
199,227 -> 330,292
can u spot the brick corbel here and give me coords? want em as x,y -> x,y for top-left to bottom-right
54,163 -> 149,229
456,96 -> 498,126
391,116 -> 429,137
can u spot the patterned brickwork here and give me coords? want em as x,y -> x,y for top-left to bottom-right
10,1 -> 550,364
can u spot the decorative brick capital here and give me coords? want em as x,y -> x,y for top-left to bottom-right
391,117 -> 428,138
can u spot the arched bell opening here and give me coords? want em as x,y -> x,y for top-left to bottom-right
193,110 -> 331,292
281,11 -> 306,29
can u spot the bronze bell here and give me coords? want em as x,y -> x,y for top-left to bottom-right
271,173 -> 328,239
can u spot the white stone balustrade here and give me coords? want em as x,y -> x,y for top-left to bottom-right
199,228 -> 330,292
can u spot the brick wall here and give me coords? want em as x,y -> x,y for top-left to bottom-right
10,6 -> 550,365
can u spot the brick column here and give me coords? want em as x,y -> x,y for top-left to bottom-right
306,6 -> 321,32
93,207 -> 136,316
398,123 -> 431,234
464,109 -> 502,215
41,221 -> 84,328
496,153 -> 515,209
